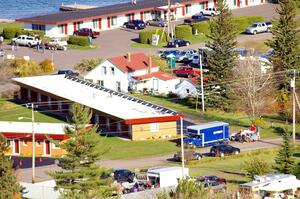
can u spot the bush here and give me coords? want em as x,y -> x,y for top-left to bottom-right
2,27 -> 45,39
68,36 -> 89,46
192,22 -> 210,35
39,59 -> 54,73
11,59 -> 41,77
175,25 -> 192,39
139,29 -> 169,44
74,58 -> 102,73
243,155 -> 271,178
233,16 -> 265,33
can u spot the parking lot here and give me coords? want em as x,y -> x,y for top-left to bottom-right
0,4 -> 277,70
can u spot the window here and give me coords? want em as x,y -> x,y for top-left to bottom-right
199,2 -> 205,9
58,24 -> 64,34
234,0 -> 237,6
101,66 -> 107,75
111,67 -> 115,76
150,123 -> 159,132
93,19 -> 99,29
52,142 -> 60,149
186,89 -> 190,94
97,80 -> 104,86
116,81 -> 121,92
76,21 -> 83,29
185,4 -> 192,14
32,24 -> 46,31
111,16 -> 117,26
36,140 -> 41,147
6,140 -> 11,147
23,140 -> 28,146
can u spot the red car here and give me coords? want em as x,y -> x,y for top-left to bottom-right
173,66 -> 200,77
73,28 -> 100,38
198,175 -> 227,184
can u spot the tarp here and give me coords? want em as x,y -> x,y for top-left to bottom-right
260,179 -> 300,192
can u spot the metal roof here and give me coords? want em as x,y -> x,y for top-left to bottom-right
17,0 -> 203,24
187,121 -> 229,130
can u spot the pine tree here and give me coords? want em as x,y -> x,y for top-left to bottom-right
50,103 -> 115,198
205,0 -> 238,109
274,128 -> 295,174
265,0 -> 299,88
0,133 -> 21,199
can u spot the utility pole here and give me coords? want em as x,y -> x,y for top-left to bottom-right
167,0 -> 171,38
292,69 -> 296,145
180,116 -> 185,179
199,50 -> 205,112
31,103 -> 36,184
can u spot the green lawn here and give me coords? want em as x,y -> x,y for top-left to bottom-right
237,39 -> 270,53
98,136 -> 179,160
0,22 -> 23,33
67,44 -> 97,50
0,99 -> 65,123
131,94 -> 300,139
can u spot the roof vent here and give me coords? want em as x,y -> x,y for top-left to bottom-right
126,53 -> 131,62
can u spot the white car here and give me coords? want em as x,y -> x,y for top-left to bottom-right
11,35 -> 39,47
200,8 -> 220,16
45,39 -> 68,50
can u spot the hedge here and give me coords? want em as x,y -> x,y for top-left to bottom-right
192,22 -> 210,35
68,35 -> 89,46
139,29 -> 169,44
233,16 -> 265,33
2,27 -> 45,39
175,25 -> 192,39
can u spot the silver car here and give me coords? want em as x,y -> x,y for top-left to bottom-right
146,18 -> 167,27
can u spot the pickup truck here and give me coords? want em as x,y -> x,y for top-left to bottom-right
45,39 -> 67,50
173,66 -> 200,77
73,28 -> 100,38
11,35 -> 39,47
245,21 -> 272,35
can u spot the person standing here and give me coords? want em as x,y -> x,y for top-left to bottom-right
0,36 -> 3,50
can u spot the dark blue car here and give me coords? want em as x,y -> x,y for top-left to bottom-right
184,14 -> 209,25
167,39 -> 190,48
123,20 -> 145,30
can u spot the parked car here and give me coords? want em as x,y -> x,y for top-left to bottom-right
173,150 -> 203,162
146,18 -> 167,27
11,35 -> 39,47
167,39 -> 190,48
123,20 -> 145,30
200,8 -> 220,16
198,175 -> 227,184
161,50 -> 180,59
184,14 -> 209,25
244,22 -> 272,35
57,69 -> 79,76
210,144 -> 240,157
113,169 -> 135,183
73,28 -> 100,38
175,49 -> 196,62
45,39 -> 68,50
203,181 -> 227,192
173,66 -> 200,77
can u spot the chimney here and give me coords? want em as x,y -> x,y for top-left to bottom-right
148,56 -> 152,74
126,52 -> 131,62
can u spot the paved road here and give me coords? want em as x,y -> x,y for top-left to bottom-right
1,4 -> 277,70
18,137 -> 283,183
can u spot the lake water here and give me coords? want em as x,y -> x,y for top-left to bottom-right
0,0 -> 130,19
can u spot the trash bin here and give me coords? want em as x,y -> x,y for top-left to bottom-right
167,56 -> 176,69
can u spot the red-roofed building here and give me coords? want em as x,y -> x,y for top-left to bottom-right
84,53 -> 159,92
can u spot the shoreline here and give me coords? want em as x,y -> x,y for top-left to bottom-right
0,19 -> 15,23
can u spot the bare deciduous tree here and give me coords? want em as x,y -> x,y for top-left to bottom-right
231,57 -> 275,122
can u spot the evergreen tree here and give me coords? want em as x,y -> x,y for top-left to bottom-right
293,162 -> 300,178
205,0 -> 238,109
50,103 -> 114,198
274,128 -> 295,174
0,133 -> 21,199
265,0 -> 299,88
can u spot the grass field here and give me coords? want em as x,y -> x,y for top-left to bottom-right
67,44 -> 97,50
0,99 -> 65,123
237,39 -> 269,53
98,136 -> 179,160
131,94 -> 300,139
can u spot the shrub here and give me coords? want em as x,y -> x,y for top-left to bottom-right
139,29 -> 169,44
192,21 -> 210,35
243,155 -> 271,178
2,27 -> 19,39
39,59 -> 54,73
12,59 -> 41,77
233,16 -> 265,33
68,36 -> 89,46
74,58 -> 102,73
175,25 -> 192,39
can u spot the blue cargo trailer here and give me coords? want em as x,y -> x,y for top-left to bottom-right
183,121 -> 229,147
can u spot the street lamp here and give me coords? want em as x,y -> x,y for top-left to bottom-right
18,103 -> 36,184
